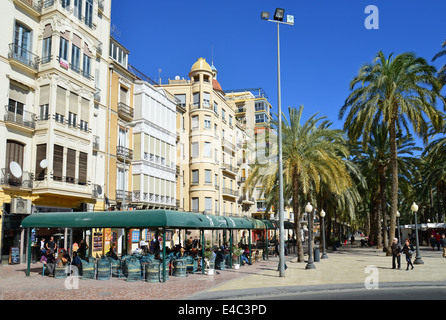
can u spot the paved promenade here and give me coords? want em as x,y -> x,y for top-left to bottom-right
0,244 -> 445,300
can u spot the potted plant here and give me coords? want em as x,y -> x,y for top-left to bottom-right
203,249 -> 215,275
232,247 -> 244,269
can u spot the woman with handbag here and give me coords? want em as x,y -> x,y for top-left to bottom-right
402,239 -> 414,271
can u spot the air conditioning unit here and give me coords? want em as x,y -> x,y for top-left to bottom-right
11,198 -> 32,214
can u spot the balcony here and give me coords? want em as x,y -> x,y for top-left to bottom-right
8,43 -> 39,72
116,190 -> 132,203
222,187 -> 238,198
1,169 -> 33,189
13,0 -> 42,15
221,163 -> 238,175
116,146 -> 133,161
222,138 -> 235,151
4,105 -> 36,131
117,102 -> 134,121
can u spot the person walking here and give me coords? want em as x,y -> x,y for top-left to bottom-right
429,234 -> 437,251
391,238 -> 401,269
440,234 -> 446,258
401,239 -> 414,271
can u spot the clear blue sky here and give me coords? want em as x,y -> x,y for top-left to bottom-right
111,0 -> 446,143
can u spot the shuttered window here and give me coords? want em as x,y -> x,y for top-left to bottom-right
78,152 -> 87,185
35,144 -> 47,181
66,148 -> 76,183
53,145 -> 64,181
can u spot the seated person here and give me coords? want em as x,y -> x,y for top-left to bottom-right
57,249 -> 71,267
71,251 -> 83,275
40,251 -> 56,276
107,246 -> 119,260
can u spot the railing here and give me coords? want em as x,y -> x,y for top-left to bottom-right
222,138 -> 235,150
116,190 -> 132,203
4,105 -> 36,129
117,102 -> 134,120
16,0 -> 43,13
1,169 -> 34,188
222,187 -> 238,197
116,146 -> 133,161
221,163 -> 238,174
8,43 -> 39,70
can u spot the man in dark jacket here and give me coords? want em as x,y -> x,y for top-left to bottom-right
391,238 -> 402,269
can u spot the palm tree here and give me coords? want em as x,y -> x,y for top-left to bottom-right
247,106 -> 353,262
339,51 -> 444,255
433,39 -> 446,86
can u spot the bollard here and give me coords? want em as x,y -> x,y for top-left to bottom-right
313,247 -> 320,262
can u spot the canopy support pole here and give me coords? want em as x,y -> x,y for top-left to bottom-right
248,229 -> 252,264
162,229 -> 166,283
229,229 -> 233,268
26,228 -> 31,277
201,229 -> 205,275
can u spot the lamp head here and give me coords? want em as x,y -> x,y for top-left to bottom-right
411,202 -> 419,213
261,11 -> 270,20
305,202 -> 313,213
320,209 -> 326,218
396,211 -> 400,218
274,8 -> 285,21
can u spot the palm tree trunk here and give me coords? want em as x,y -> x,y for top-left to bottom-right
387,119 -> 398,256
293,177 -> 305,262
379,168 -> 389,252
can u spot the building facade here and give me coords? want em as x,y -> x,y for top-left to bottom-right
0,0 -> 111,263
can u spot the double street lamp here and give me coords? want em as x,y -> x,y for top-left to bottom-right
305,203 -> 316,269
261,7 -> 294,278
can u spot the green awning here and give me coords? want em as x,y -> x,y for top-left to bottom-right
20,209 -> 255,230
248,218 -> 266,229
262,220 -> 276,229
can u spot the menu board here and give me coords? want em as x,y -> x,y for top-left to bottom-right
9,247 -> 20,264
103,228 -> 111,254
93,230 -> 103,252
131,230 -> 140,243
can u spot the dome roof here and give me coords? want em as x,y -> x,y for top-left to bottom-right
190,58 -> 213,74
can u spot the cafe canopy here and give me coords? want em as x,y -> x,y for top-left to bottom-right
20,209 -> 270,230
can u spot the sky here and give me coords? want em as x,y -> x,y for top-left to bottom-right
110,0 -> 446,147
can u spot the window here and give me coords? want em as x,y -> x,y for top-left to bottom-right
13,22 -> 31,62
204,115 -> 211,129
6,140 -> 24,183
192,92 -> 200,108
203,92 -> 210,108
39,104 -> 49,120
192,170 -> 199,184
191,115 -> 199,130
229,115 -> 233,127
71,45 -> 81,73
191,198 -> 199,212
191,142 -> 199,158
204,170 -> 212,184
175,94 -> 186,109
53,144 -> 64,181
205,197 -> 212,213
59,37 -> 69,61
255,114 -> 266,123
42,37 -> 52,64
213,102 -> 218,115
222,109 -> 226,121
82,54 -> 91,79
255,100 -> 266,111
68,111 -> 77,127
55,113 -> 64,123
80,120 -> 88,132
203,142 -> 212,158
74,0 -> 82,20
85,0 -> 93,27
61,0 -> 70,9
35,144 -> 47,181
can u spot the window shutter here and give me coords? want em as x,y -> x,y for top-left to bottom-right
35,144 -> 47,181
53,145 -> 64,181
78,152 -> 87,185
66,148 -> 76,183
56,86 -> 66,115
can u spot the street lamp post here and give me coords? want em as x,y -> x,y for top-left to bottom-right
261,7 -> 294,278
320,209 -> 328,259
305,202 -> 316,269
396,211 -> 401,246
411,202 -> 424,264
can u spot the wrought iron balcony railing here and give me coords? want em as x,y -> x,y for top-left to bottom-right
4,105 -> 36,129
8,43 -> 39,70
